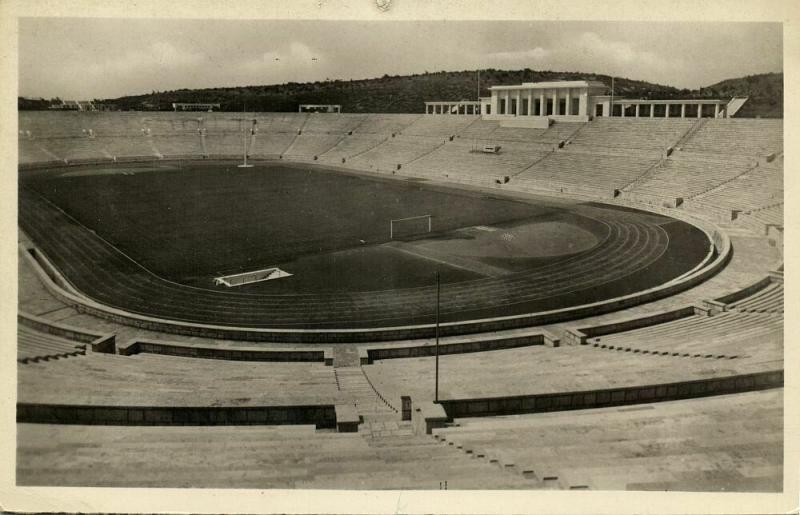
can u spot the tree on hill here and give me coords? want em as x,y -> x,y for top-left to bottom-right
22,70 -> 782,118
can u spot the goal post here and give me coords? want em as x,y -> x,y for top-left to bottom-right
390,214 -> 433,240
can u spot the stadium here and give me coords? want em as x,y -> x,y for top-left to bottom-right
13,19 -> 785,496
17,102 -> 783,490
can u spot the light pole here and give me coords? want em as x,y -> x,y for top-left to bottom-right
610,76 -> 615,117
434,271 -> 440,403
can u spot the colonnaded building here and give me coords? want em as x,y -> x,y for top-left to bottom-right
425,80 -> 746,125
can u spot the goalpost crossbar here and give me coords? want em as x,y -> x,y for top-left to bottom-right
390,214 -> 433,239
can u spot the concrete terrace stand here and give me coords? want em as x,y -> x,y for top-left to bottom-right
17,402 -> 340,429
18,311 -> 116,354
117,338 -> 333,365
434,370 -> 783,420
358,330 -> 559,365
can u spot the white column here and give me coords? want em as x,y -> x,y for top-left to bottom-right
579,92 -> 588,116
635,104 -> 640,117
697,104 -> 703,118
665,104 -> 670,118
620,104 -> 625,118
491,93 -> 498,116
539,92 -> 545,116
565,89 -> 571,116
650,105 -> 654,118
552,89 -> 558,115
680,104 -> 686,118
527,90 -> 533,115
714,104 -> 720,118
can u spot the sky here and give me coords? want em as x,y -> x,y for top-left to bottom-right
18,18 -> 782,100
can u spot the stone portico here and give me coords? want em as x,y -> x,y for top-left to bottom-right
425,80 -> 734,122
488,80 -> 608,120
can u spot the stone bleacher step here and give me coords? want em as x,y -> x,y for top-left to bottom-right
355,432 -> 536,487
432,430 -> 548,485
18,350 -> 86,364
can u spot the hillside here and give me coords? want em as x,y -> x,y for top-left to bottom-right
698,73 -> 782,118
20,70 -> 782,118
97,69 -> 686,113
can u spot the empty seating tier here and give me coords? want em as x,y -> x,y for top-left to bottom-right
568,119 -> 695,156
683,157 -> 783,226
204,133 -> 246,157
403,140 -> 550,184
681,119 -> 783,157
432,389 -> 782,491
248,131 -> 297,156
353,114 -> 420,134
17,423 -> 534,488
17,325 -> 85,363
626,152 -> 755,199
515,152 -> 659,192
318,133 -> 388,162
728,281 -> 783,314
252,113 -> 309,133
362,342 -> 781,410
302,113 -> 366,134
348,135 -> 446,172
283,133 -> 345,158
18,353 -> 339,407
402,116 -> 477,137
586,311 -> 781,358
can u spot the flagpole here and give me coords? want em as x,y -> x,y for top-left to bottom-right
610,76 -> 615,117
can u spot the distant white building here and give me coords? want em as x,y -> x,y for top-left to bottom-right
299,104 -> 342,113
172,103 -> 221,112
49,100 -> 96,111
426,80 -> 742,123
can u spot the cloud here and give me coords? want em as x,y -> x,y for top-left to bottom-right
244,42 -> 319,68
84,41 -> 204,76
240,42 -> 323,82
481,31 -> 689,87
486,47 -> 550,63
567,32 -> 688,82
576,32 -> 659,67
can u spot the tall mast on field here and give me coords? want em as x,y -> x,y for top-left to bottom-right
237,105 -> 254,168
